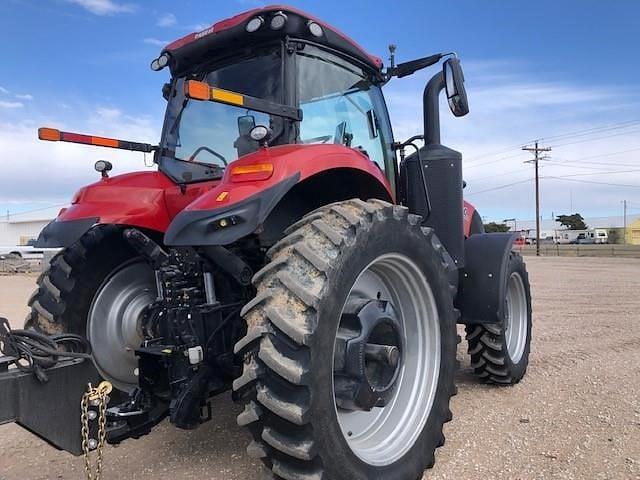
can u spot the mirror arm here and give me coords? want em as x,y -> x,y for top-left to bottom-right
423,71 -> 445,146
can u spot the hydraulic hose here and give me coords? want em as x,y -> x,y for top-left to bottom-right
0,317 -> 92,382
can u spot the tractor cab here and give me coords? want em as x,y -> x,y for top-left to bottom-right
153,6 -> 396,187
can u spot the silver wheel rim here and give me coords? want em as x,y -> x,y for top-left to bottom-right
332,253 -> 441,466
504,272 -> 527,363
87,261 -> 156,392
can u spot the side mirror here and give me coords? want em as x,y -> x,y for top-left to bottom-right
237,115 -> 256,136
443,58 -> 469,117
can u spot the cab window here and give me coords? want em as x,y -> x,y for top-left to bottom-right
296,45 -> 391,173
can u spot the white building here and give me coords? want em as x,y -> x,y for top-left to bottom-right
0,207 -> 60,246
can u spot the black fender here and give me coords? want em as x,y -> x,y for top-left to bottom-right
456,232 -> 517,325
34,217 -> 99,248
164,173 -> 300,247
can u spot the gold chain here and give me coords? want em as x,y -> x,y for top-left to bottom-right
81,381 -> 112,480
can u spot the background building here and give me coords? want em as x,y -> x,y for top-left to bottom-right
627,218 -> 640,245
0,207 -> 59,246
494,215 -> 640,245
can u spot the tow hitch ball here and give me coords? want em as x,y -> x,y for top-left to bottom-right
333,300 -> 403,411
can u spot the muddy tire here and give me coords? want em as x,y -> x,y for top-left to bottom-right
25,226 -> 136,335
466,252 -> 532,384
233,199 -> 458,480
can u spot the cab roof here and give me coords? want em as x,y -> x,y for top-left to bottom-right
163,5 -> 383,75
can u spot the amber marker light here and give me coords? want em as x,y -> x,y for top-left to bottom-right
230,163 -> 274,182
185,80 -> 211,101
38,127 -> 61,141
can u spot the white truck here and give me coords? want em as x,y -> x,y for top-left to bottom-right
0,245 -> 61,260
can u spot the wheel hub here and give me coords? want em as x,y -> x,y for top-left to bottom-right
87,261 -> 157,392
334,300 -> 403,411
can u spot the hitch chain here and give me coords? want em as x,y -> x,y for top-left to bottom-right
81,381 -> 112,480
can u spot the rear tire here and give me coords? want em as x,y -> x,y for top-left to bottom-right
25,226 -> 137,336
466,252 -> 532,384
233,199 -> 458,480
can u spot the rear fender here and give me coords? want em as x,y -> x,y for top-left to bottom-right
164,144 -> 392,246
457,232 -> 517,325
463,201 -> 484,237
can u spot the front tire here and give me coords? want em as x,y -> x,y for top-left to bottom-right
233,199 -> 458,480
466,252 -> 532,384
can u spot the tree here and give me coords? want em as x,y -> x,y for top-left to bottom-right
484,222 -> 511,233
556,213 -> 587,230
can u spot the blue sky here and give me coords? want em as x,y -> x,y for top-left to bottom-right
1,0 -> 639,223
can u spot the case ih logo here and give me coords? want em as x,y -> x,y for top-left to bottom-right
195,27 -> 215,40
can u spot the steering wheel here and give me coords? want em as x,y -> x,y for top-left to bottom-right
302,135 -> 332,144
187,146 -> 228,166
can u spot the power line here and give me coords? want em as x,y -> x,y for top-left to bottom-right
468,167 -> 529,183
465,178 -> 533,196
4,203 -> 67,218
465,152 -> 528,169
543,176 -> 640,188
550,127 -> 640,148
543,167 -> 640,178
540,120 -> 640,143
464,120 -> 640,163
464,144 -> 530,164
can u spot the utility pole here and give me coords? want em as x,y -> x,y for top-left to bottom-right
523,141 -> 552,256
622,200 -> 627,245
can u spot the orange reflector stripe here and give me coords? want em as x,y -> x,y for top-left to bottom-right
38,127 -> 61,141
216,191 -> 229,202
211,88 -> 244,106
91,136 -> 119,148
230,163 -> 273,175
185,80 -> 211,101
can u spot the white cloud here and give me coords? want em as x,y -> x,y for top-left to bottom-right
0,101 -> 24,109
65,0 -> 135,16
157,13 -> 177,27
0,108 -> 160,204
14,94 -> 33,101
143,38 -> 168,47
94,106 -> 122,121
0,86 -> 8,95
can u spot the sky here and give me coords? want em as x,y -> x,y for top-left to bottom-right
1,0 -> 639,223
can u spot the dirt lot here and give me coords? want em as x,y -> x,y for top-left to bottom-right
1,256 -> 639,479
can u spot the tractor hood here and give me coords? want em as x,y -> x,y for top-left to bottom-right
35,171 -> 219,248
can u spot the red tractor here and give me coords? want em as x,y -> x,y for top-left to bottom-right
0,5 -> 532,479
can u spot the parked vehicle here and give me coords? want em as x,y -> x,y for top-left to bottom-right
0,245 -> 61,260
0,6 -> 532,479
576,232 -> 596,244
594,228 -> 609,244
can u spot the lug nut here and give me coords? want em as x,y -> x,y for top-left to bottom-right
88,410 -> 98,421
88,439 -> 98,450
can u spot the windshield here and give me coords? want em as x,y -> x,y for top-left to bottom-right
159,47 -> 283,183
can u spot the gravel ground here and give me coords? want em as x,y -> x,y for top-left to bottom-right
1,256 -> 639,479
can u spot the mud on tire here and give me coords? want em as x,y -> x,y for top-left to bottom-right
233,199 -> 458,480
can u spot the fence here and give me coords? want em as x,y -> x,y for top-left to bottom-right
517,244 -> 640,258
